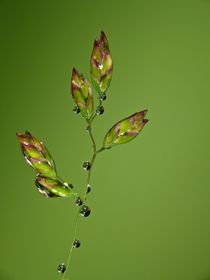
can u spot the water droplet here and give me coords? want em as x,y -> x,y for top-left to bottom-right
75,197 -> 83,206
100,92 -> 106,101
80,205 -> 91,217
83,161 -> 91,171
73,239 -> 81,248
63,182 -> 74,189
57,263 -> 66,274
73,105 -> 80,114
86,184 -> 91,194
96,106 -> 104,115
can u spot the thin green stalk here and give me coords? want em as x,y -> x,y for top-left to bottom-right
62,211 -> 80,280
61,112 -> 105,279
83,124 -> 96,200
87,97 -> 102,127
83,124 -> 104,201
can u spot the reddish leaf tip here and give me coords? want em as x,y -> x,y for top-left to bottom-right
141,109 -> 148,115
93,39 -> 100,49
16,132 -> 28,143
143,119 -> 149,125
72,68 -> 78,75
100,30 -> 106,37
100,31 -> 107,41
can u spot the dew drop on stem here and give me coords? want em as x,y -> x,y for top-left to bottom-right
100,92 -> 106,101
73,105 -> 80,114
57,263 -> 66,274
80,205 -> 91,217
73,239 -> 81,248
75,197 -> 83,206
83,161 -> 91,171
96,105 -> 104,115
86,184 -> 91,194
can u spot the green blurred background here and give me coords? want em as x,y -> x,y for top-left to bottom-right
1,0 -> 210,279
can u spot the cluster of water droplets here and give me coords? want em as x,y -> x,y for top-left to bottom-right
57,238 -> 81,274
57,161 -> 93,274
83,161 -> 91,170
59,91 -> 108,276
72,92 -> 106,118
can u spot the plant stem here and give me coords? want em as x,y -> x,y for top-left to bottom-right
87,97 -> 102,127
61,113 -> 105,279
83,124 -> 96,200
62,211 -> 80,280
84,121 -> 105,201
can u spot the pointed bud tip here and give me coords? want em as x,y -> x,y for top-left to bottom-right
143,119 -> 149,125
16,132 -> 28,143
16,132 -> 21,138
142,109 -> 148,115
100,31 -> 107,41
99,31 -> 109,50
93,39 -> 100,49
72,67 -> 78,75
135,109 -> 148,118
100,30 -> 106,37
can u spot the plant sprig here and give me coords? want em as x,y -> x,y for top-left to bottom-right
16,31 -> 149,279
